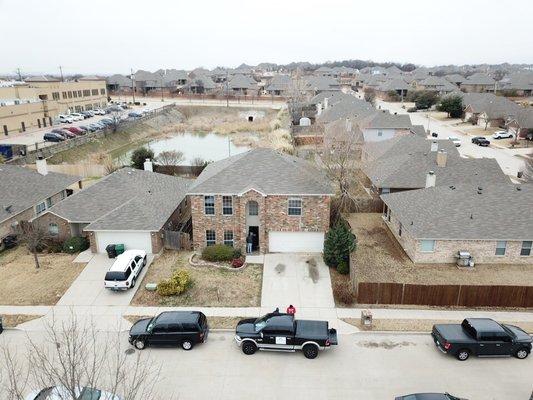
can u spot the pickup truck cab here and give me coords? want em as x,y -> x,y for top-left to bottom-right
234,313 -> 338,359
432,318 -> 532,361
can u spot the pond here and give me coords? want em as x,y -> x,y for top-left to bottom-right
112,132 -> 251,165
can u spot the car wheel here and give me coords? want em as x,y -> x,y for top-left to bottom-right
181,340 -> 194,351
303,344 -> 319,359
515,348 -> 529,359
242,341 -> 257,355
131,278 -> 136,288
143,256 -> 147,267
456,349 -> 470,361
134,339 -> 146,350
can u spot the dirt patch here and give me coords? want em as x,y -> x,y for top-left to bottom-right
306,257 -> 319,283
275,263 -> 286,274
123,315 -> 244,330
0,247 -> 85,305
1,314 -> 42,327
131,250 -> 262,307
347,213 -> 533,285
356,340 -> 415,349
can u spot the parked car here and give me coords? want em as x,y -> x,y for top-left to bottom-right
59,129 -> 77,139
129,311 -> 209,351
51,128 -> 67,134
99,118 -> 114,126
93,109 -> 106,115
431,132 -> 438,138
66,126 -> 85,135
57,114 -> 74,123
89,123 -> 104,130
43,132 -> 65,142
471,136 -> 485,144
447,136 -> 461,147
128,111 -> 143,118
431,318 -> 532,361
395,393 -> 465,400
235,312 -> 338,359
69,113 -> 85,121
25,385 -> 121,400
104,249 -> 147,291
77,125 -> 90,133
492,130 -> 514,139
476,138 -> 490,147
0,234 -> 18,251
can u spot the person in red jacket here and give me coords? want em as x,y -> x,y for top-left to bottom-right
286,304 -> 296,315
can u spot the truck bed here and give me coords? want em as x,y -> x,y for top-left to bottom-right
295,320 -> 329,340
433,324 -> 476,343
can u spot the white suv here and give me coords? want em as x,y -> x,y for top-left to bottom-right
58,114 -> 74,123
69,112 -> 85,121
492,130 -> 514,139
104,249 -> 147,291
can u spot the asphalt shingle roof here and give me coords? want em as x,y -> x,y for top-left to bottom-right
381,184 -> 532,240
188,148 -> 333,195
0,165 -> 80,223
317,98 -> 375,124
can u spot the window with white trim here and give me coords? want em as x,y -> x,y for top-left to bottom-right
288,198 -> 302,216
224,230 -> 234,247
36,201 -> 46,215
248,201 -> 258,216
420,240 -> 435,252
521,241 -> 532,256
377,130 -> 383,137
495,241 -> 507,256
222,196 -> 233,215
206,230 -> 216,246
204,196 -> 215,215
48,223 -> 59,236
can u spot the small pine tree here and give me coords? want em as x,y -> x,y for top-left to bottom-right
323,220 -> 357,269
437,95 -> 463,118
131,147 -> 155,169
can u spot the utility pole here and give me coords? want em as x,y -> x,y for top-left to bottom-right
59,66 -> 64,82
160,72 -> 164,102
225,69 -> 229,108
131,68 -> 136,104
15,68 -> 22,81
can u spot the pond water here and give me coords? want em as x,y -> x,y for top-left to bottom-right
113,132 -> 251,165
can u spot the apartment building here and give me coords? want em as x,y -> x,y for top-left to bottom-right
0,76 -> 107,136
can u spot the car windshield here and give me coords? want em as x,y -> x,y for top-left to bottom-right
78,387 -> 102,400
253,315 -> 270,332
445,394 -> 460,400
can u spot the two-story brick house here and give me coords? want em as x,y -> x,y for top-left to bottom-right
188,148 -> 334,253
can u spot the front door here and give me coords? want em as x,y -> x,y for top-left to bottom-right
248,226 -> 259,252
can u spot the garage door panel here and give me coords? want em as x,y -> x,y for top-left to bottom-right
95,231 -> 152,253
268,232 -> 324,253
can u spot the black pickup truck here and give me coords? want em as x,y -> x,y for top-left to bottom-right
431,318 -> 532,361
234,313 -> 338,359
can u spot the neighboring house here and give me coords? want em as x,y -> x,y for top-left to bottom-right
184,75 -> 217,94
381,184 -> 533,264
264,74 -> 292,96
0,161 -> 81,241
133,70 -> 160,94
227,74 -> 257,95
106,74 -> 133,93
303,75 -> 341,94
444,74 -> 466,87
506,108 -> 533,140
499,72 -> 533,96
357,111 -> 413,142
376,78 -> 410,99
416,76 -> 457,94
33,166 -> 191,254
316,97 -> 375,124
462,93 -> 521,126
461,73 -> 496,93
187,148 -> 333,254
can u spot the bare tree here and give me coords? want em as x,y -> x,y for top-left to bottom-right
285,71 -> 308,125
110,110 -> 123,133
0,314 -> 164,400
363,88 -> 376,106
190,157 -> 208,167
16,222 -> 50,269
156,150 -> 184,166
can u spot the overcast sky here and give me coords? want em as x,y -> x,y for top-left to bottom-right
1,0 -> 532,75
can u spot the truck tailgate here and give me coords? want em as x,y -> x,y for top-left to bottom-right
328,328 -> 338,345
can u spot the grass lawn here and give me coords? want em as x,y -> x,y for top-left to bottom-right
131,250 -> 263,307
347,213 -> 533,286
123,315 -> 244,329
1,314 -> 42,327
0,247 -> 85,305
342,318 -> 533,334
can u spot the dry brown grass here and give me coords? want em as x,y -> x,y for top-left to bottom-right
1,314 -> 42,327
131,250 -> 262,307
0,247 -> 85,305
342,318 -> 533,334
330,269 -> 356,306
348,213 -> 533,285
123,315 -> 244,329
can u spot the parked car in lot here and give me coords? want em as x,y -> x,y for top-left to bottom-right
104,249 -> 147,291
129,311 -> 209,351
99,118 -> 115,126
43,132 -> 65,142
25,385 -> 121,400
80,111 -> 93,118
93,108 -> 106,115
66,126 -> 85,135
78,125 -> 91,132
235,312 -> 338,359
395,393 -> 465,400
476,138 -> 490,146
447,136 -> 461,147
89,122 -> 104,130
57,114 -> 74,123
431,318 -> 532,361
492,130 -> 514,139
69,113 -> 85,121
128,111 -> 143,118
57,129 -> 76,139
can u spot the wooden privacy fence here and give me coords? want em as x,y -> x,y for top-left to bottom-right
357,282 -> 533,308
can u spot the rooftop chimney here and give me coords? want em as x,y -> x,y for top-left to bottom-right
430,141 -> 438,152
323,97 -> 329,110
436,150 -> 447,167
36,156 -> 48,176
143,158 -> 153,172
316,103 -> 322,116
425,171 -> 436,188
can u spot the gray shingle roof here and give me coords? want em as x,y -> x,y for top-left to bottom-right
0,165 -> 80,223
188,148 -> 333,195
228,74 -> 256,90
464,73 -> 495,85
363,112 -> 413,129
317,98 -> 375,124
381,184 -> 532,240
45,168 -> 191,231
265,75 -> 291,91
378,78 -> 410,92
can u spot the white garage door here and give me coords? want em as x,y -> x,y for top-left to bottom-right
95,231 -> 152,253
268,231 -> 325,253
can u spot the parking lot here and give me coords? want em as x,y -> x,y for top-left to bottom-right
0,329 -> 530,399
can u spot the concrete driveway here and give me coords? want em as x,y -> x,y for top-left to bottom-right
57,253 -> 153,307
261,253 -> 335,310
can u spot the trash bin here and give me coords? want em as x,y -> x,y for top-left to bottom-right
115,243 -> 125,255
106,244 -> 117,259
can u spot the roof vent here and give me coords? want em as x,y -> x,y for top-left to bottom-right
478,186 -> 482,191
516,186 -> 522,191
4,205 -> 12,213
470,213 -> 473,219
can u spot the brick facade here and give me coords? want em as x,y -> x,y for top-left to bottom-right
384,210 -> 533,265
33,212 -> 72,242
191,191 -> 330,253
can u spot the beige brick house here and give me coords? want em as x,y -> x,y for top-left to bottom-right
381,184 -> 533,264
188,148 -> 333,254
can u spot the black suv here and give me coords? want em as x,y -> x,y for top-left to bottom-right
129,311 -> 209,351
